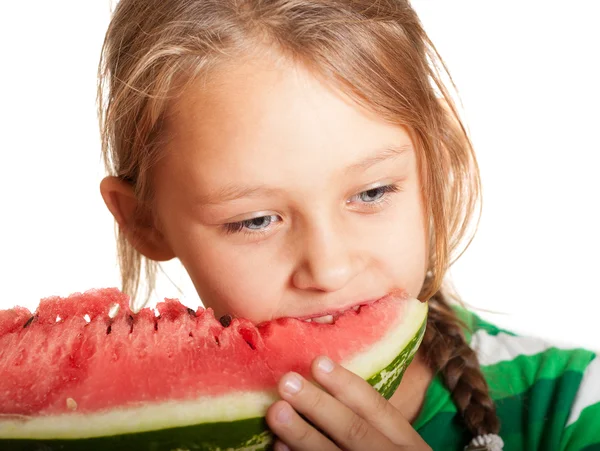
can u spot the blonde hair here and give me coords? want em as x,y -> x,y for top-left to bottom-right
98,0 -> 498,438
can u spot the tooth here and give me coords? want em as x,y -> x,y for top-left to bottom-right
352,305 -> 360,311
312,314 -> 334,324
302,318 -> 312,323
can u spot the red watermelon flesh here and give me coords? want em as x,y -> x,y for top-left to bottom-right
0,288 -> 408,417
0,306 -> 32,336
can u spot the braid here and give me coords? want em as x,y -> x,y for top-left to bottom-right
420,289 -> 500,437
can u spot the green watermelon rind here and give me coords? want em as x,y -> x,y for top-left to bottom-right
367,309 -> 426,400
0,302 -> 427,451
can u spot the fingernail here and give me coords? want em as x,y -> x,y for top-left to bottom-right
282,373 -> 302,394
276,405 -> 292,425
275,440 -> 291,451
317,356 -> 334,373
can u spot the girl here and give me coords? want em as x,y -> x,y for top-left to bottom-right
97,1 -> 600,450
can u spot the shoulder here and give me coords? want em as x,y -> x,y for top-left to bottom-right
454,305 -> 595,371
454,305 -> 600,450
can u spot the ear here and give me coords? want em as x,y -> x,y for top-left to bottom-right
100,176 -> 175,262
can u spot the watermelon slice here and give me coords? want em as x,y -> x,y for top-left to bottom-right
0,288 -> 427,451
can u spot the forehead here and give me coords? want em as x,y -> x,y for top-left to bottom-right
160,56 -> 413,190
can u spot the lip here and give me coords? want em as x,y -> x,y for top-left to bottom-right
293,294 -> 391,321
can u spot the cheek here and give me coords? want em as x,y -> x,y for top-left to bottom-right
386,233 -> 427,298
177,235 -> 287,321
382,192 -> 428,298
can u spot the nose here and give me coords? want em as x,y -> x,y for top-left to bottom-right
291,218 -> 362,292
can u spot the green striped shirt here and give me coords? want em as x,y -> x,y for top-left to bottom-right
414,307 -> 600,450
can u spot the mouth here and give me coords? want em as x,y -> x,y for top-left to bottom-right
294,294 -> 395,325
298,304 -> 361,324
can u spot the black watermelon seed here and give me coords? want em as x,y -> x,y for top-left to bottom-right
23,316 -> 35,328
219,314 -> 232,328
187,307 -> 196,317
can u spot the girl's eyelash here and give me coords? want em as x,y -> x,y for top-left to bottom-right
352,184 -> 401,205
223,183 -> 401,236
224,222 -> 244,234
224,216 -> 278,236
344,183 -> 400,213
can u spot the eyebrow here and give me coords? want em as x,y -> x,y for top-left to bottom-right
344,144 -> 411,174
197,144 -> 411,205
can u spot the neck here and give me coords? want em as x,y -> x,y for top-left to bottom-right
389,349 -> 434,423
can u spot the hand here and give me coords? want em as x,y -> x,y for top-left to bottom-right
265,355 -> 432,451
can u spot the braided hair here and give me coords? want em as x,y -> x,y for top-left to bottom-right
421,287 -> 500,437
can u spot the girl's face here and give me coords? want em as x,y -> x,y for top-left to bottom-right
152,55 -> 428,323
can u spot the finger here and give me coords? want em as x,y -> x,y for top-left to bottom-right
266,400 -> 338,451
273,439 -> 291,451
275,372 -> 395,450
311,355 -> 422,445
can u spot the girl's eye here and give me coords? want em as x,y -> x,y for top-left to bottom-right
358,187 -> 386,202
350,184 -> 400,204
225,215 -> 280,234
223,184 -> 399,236
245,216 -> 275,230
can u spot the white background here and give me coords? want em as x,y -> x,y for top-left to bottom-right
0,1 -> 598,350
